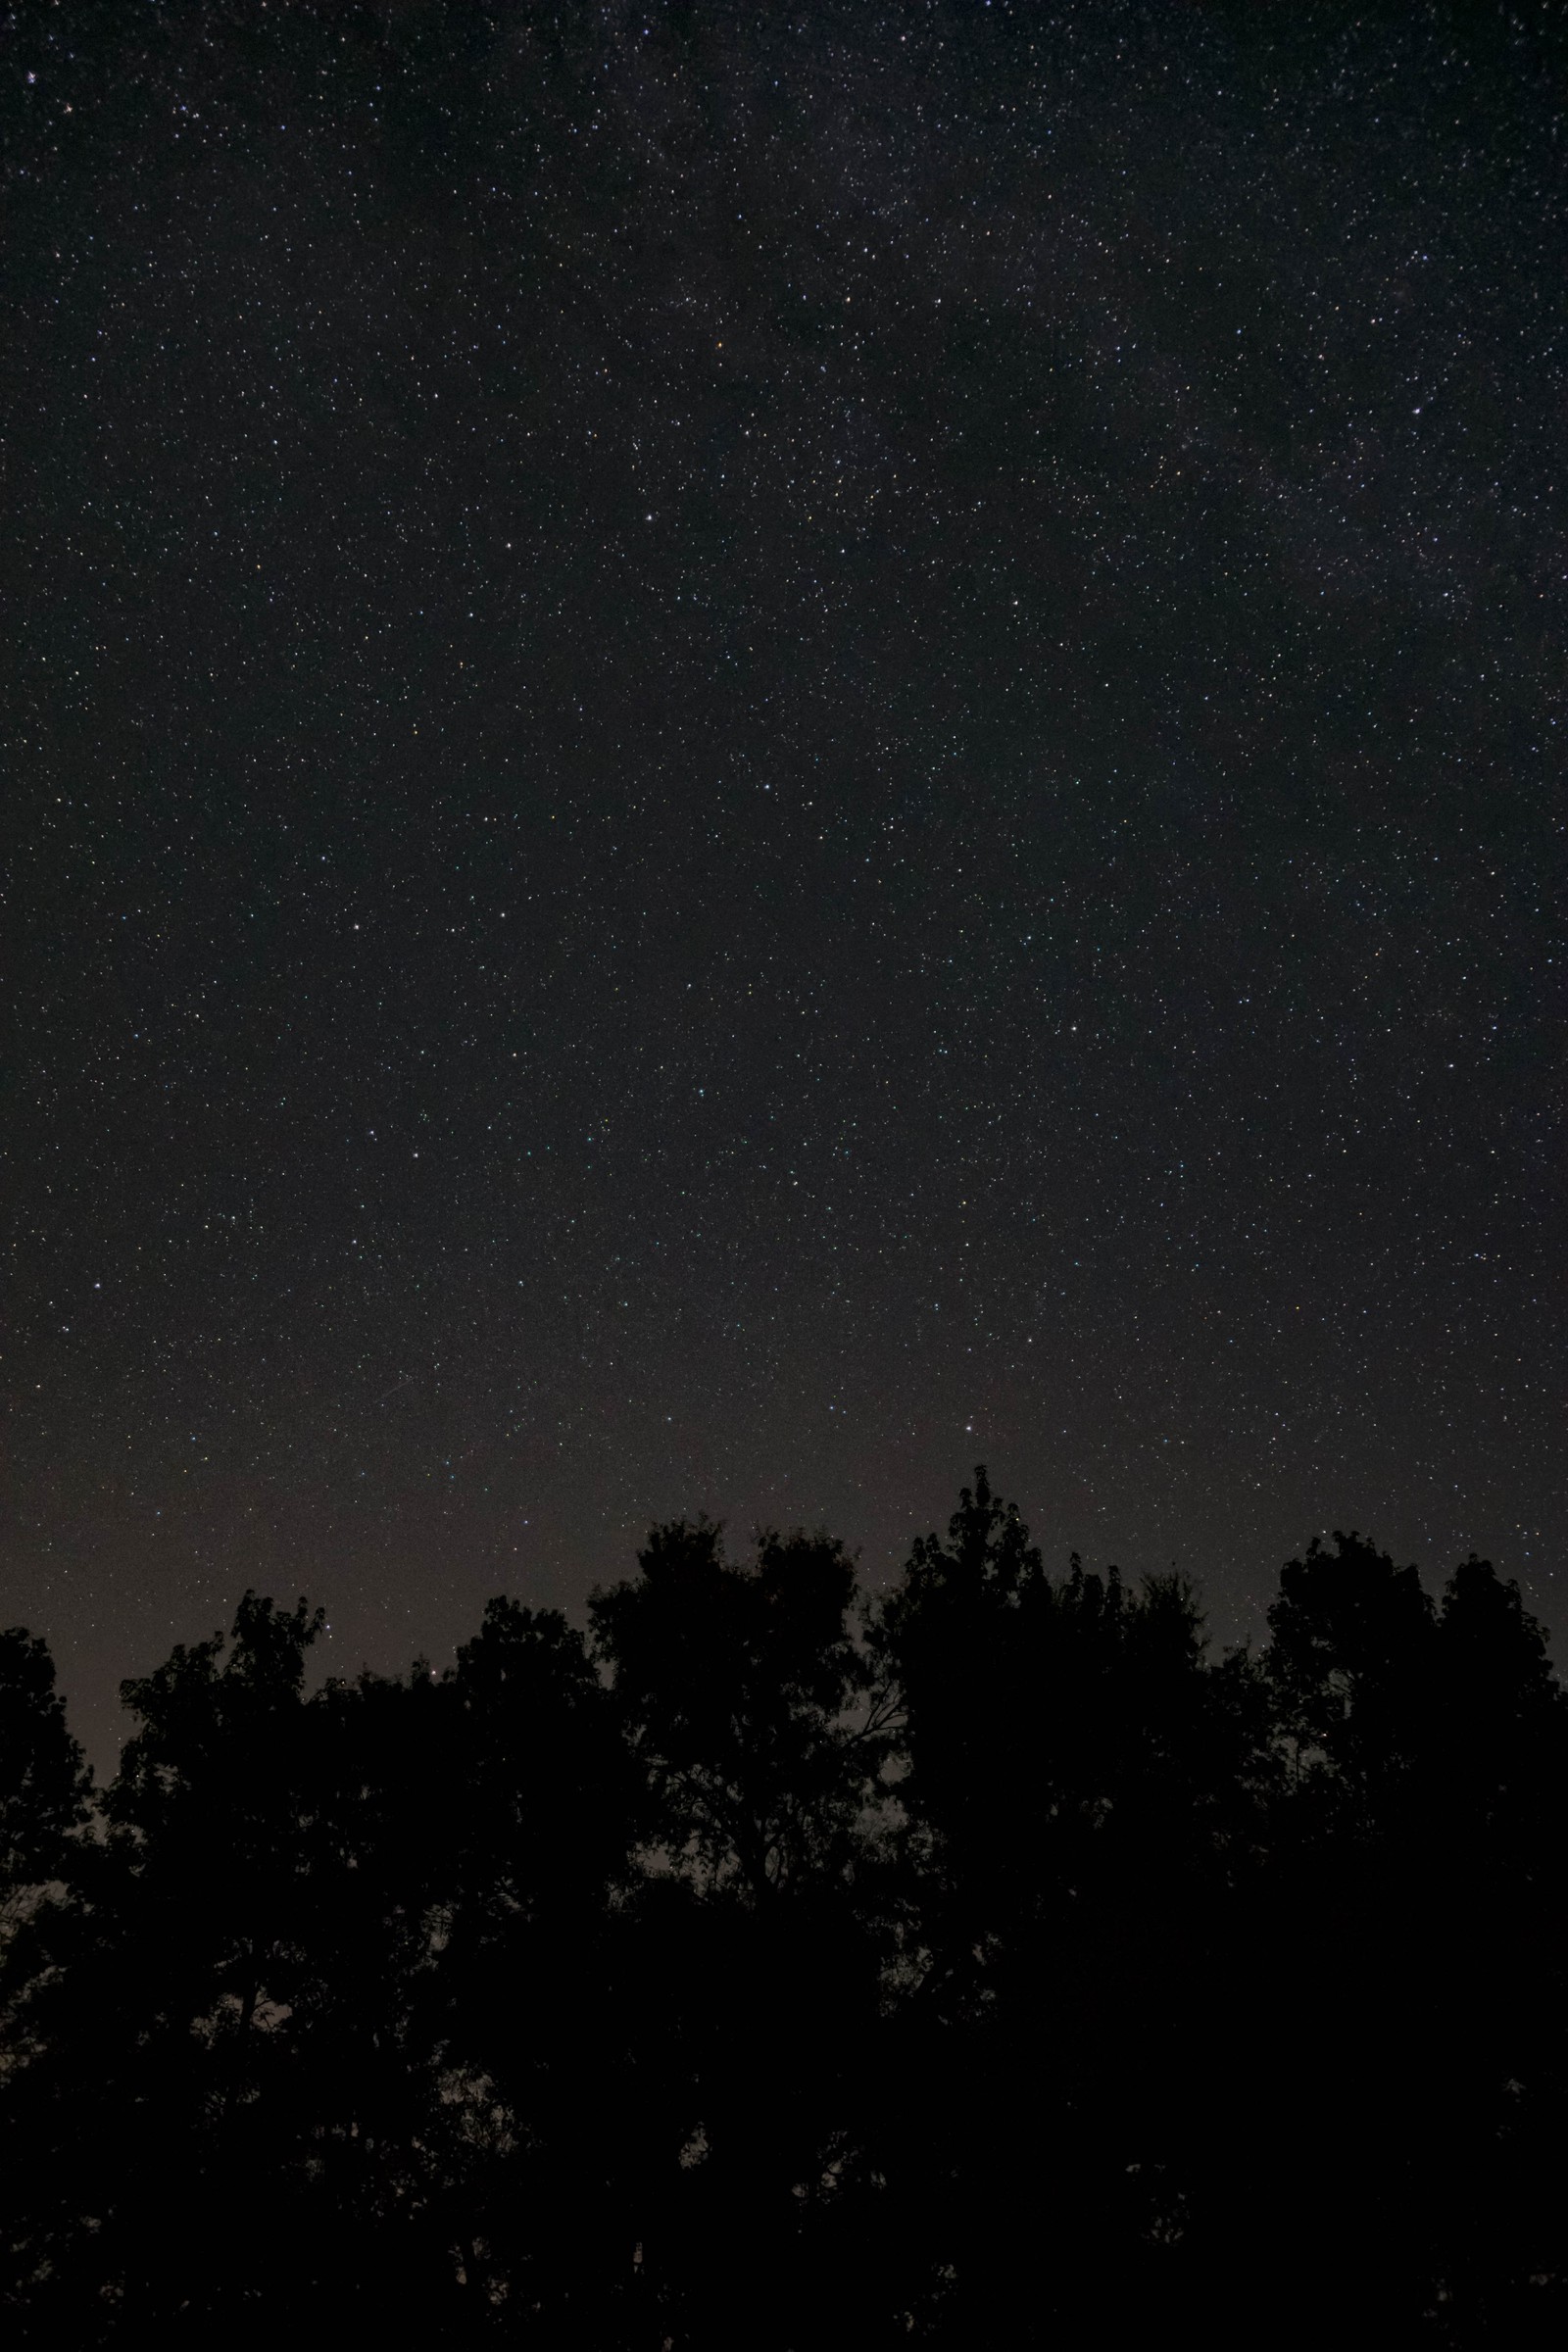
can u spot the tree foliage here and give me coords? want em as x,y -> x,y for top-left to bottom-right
1,1475 -> 1564,2346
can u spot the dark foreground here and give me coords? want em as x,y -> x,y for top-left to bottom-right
2,1471 -> 1564,2346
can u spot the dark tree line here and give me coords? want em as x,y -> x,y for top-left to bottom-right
2,1472 -> 1565,2346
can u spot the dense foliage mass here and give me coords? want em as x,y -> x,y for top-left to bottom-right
2,1474 -> 1564,2347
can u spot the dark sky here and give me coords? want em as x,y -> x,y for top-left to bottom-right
7,0 -> 1565,1764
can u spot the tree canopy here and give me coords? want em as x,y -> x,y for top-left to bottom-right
2,1473 -> 1564,2346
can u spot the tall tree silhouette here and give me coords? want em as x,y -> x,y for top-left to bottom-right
587,1522 -> 891,2349
2,1482 -> 1565,2346
865,1469 -> 1271,2339
412,1597 -> 643,2336
0,1626 -> 90,1911
4,1594 -> 369,2340
1199,1537 -> 1568,2349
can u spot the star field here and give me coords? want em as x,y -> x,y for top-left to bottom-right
6,1 -> 1565,1761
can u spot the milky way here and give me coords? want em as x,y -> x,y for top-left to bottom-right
7,1 -> 1564,1760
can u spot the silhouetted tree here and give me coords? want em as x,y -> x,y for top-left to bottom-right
585,1522 -> 893,2349
2,1482 -> 1564,2347
0,1627 -> 90,1905
589,1519 -> 886,1901
0,1622 -> 94,2328
1193,1537 -> 1568,2349
412,1597 -> 644,2337
863,1470 -> 1274,2339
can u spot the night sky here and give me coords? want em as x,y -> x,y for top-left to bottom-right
8,1 -> 1565,1765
